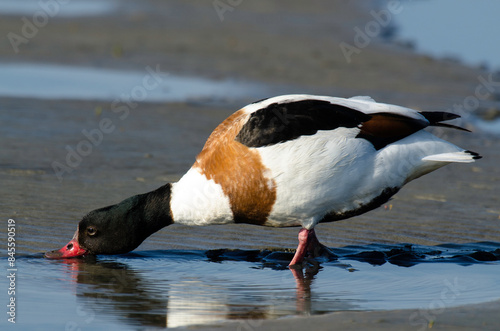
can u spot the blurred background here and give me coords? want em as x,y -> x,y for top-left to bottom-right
1,1 -> 499,329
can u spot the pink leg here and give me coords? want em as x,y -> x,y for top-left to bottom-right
289,228 -> 320,267
289,228 -> 310,266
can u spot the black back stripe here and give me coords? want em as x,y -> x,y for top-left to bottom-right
237,99 -> 467,150
235,100 -> 371,148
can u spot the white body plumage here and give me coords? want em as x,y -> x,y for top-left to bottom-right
171,95 -> 478,230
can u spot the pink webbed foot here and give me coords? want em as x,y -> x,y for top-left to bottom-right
288,228 -> 334,268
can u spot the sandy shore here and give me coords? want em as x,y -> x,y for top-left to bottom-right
1,0 -> 499,330
214,299 -> 500,331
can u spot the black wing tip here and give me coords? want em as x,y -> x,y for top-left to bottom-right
419,111 -> 472,132
465,150 -> 482,160
419,111 -> 461,122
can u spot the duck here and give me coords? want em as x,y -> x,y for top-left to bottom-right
45,94 -> 481,267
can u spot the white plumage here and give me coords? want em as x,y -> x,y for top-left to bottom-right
170,94 -> 480,266
172,95 -> 477,229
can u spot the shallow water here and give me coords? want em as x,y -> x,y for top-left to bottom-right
0,63 -> 267,103
474,117 -> 500,136
394,0 -> 500,70
3,243 -> 499,329
0,0 -> 118,17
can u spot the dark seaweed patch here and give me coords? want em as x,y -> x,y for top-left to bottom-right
204,242 -> 500,268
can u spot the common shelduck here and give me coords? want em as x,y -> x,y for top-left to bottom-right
45,95 -> 481,267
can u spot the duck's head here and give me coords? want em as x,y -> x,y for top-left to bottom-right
45,184 -> 173,259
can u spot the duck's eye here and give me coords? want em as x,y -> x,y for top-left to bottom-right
86,226 -> 97,236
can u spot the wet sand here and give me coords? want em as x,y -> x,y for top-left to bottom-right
1,0 -> 499,330
217,299 -> 500,331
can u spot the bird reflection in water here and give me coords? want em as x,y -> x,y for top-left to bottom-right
51,252 -> 339,329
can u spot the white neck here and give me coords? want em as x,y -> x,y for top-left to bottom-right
170,168 -> 234,226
